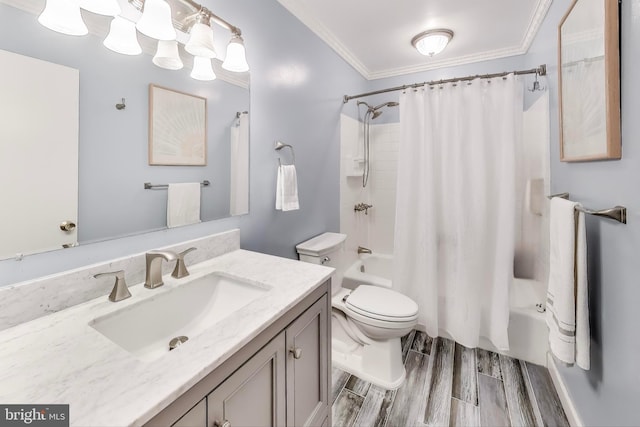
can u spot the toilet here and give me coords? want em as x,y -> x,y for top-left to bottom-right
296,232 -> 418,389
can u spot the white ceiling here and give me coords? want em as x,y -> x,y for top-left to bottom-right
277,0 -> 553,80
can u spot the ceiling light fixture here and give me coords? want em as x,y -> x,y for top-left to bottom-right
35,0 -> 249,82
411,29 -> 453,57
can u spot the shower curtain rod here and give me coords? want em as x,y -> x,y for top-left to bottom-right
343,64 -> 547,103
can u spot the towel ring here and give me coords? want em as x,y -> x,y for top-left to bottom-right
275,141 -> 295,166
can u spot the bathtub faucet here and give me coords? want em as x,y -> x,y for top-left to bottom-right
354,203 -> 373,215
357,246 -> 372,255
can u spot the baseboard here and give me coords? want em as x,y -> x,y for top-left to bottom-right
546,352 -> 584,427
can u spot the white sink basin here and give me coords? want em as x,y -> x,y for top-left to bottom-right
89,273 -> 269,362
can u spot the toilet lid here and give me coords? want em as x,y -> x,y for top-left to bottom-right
345,285 -> 418,321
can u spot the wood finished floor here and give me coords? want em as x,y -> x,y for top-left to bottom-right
331,331 -> 569,427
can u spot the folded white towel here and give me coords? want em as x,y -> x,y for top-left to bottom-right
275,164 -> 299,211
546,197 -> 590,369
167,183 -> 201,228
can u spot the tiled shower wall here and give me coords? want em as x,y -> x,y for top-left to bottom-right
340,114 -> 400,263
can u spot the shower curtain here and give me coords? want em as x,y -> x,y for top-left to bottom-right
393,75 -> 523,350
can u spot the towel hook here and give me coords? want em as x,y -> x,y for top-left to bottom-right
274,141 -> 295,166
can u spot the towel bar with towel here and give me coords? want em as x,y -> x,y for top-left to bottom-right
274,141 -> 295,166
548,192 -> 627,224
144,180 -> 210,190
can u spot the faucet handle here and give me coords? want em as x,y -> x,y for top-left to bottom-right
172,247 -> 197,279
94,270 -> 131,302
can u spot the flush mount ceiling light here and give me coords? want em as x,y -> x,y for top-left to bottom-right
35,0 -> 250,82
411,29 -> 454,57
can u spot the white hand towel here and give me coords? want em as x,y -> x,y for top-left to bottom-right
167,183 -> 201,228
546,197 -> 590,369
275,164 -> 299,211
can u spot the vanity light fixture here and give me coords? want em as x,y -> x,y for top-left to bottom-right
103,16 -> 142,55
185,12 -> 217,58
153,40 -> 184,70
190,56 -> 216,81
36,0 -> 250,82
38,0 -> 88,36
136,0 -> 176,41
222,32 -> 250,72
411,29 -> 454,57
79,0 -> 121,17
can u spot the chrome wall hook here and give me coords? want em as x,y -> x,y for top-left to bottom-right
115,98 -> 126,110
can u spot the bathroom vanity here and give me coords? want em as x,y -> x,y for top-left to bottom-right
0,230 -> 332,427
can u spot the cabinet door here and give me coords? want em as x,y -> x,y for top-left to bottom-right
286,296 -> 329,427
172,399 -> 206,427
207,332 -> 286,427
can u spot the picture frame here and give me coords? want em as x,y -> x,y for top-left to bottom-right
558,0 -> 621,161
149,84 -> 207,166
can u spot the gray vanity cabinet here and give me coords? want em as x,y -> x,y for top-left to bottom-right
286,296 -> 328,427
148,281 -> 331,427
207,332 -> 286,426
173,400 -> 206,427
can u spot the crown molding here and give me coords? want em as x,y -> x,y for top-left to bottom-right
277,0 -> 372,77
278,0 -> 553,81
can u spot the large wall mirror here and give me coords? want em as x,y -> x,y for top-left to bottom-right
0,0 -> 249,260
558,0 -> 620,161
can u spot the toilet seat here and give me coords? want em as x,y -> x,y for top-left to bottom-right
344,285 -> 418,324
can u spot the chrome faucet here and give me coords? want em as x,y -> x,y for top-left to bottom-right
357,246 -> 372,255
145,250 -> 177,289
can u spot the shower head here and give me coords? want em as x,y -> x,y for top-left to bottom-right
373,101 -> 399,110
371,110 -> 383,119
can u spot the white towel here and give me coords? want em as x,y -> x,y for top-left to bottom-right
546,197 -> 590,369
275,164 -> 299,211
230,114 -> 249,216
167,183 -> 201,228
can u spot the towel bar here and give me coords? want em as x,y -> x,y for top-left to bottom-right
275,141 -> 295,166
548,192 -> 627,224
144,180 -> 210,190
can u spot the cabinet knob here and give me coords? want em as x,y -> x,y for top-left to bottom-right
60,221 -> 76,232
289,347 -> 302,359
214,420 -> 231,427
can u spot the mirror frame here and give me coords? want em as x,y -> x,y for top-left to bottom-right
558,0 -> 621,162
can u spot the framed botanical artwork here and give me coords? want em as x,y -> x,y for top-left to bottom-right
149,84 -> 207,166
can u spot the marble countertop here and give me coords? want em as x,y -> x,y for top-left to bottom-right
0,249 -> 333,426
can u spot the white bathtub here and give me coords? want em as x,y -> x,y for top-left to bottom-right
341,253 -> 549,366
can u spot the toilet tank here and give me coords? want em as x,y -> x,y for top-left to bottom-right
296,232 -> 347,294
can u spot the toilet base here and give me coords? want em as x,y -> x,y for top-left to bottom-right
332,331 -> 406,390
